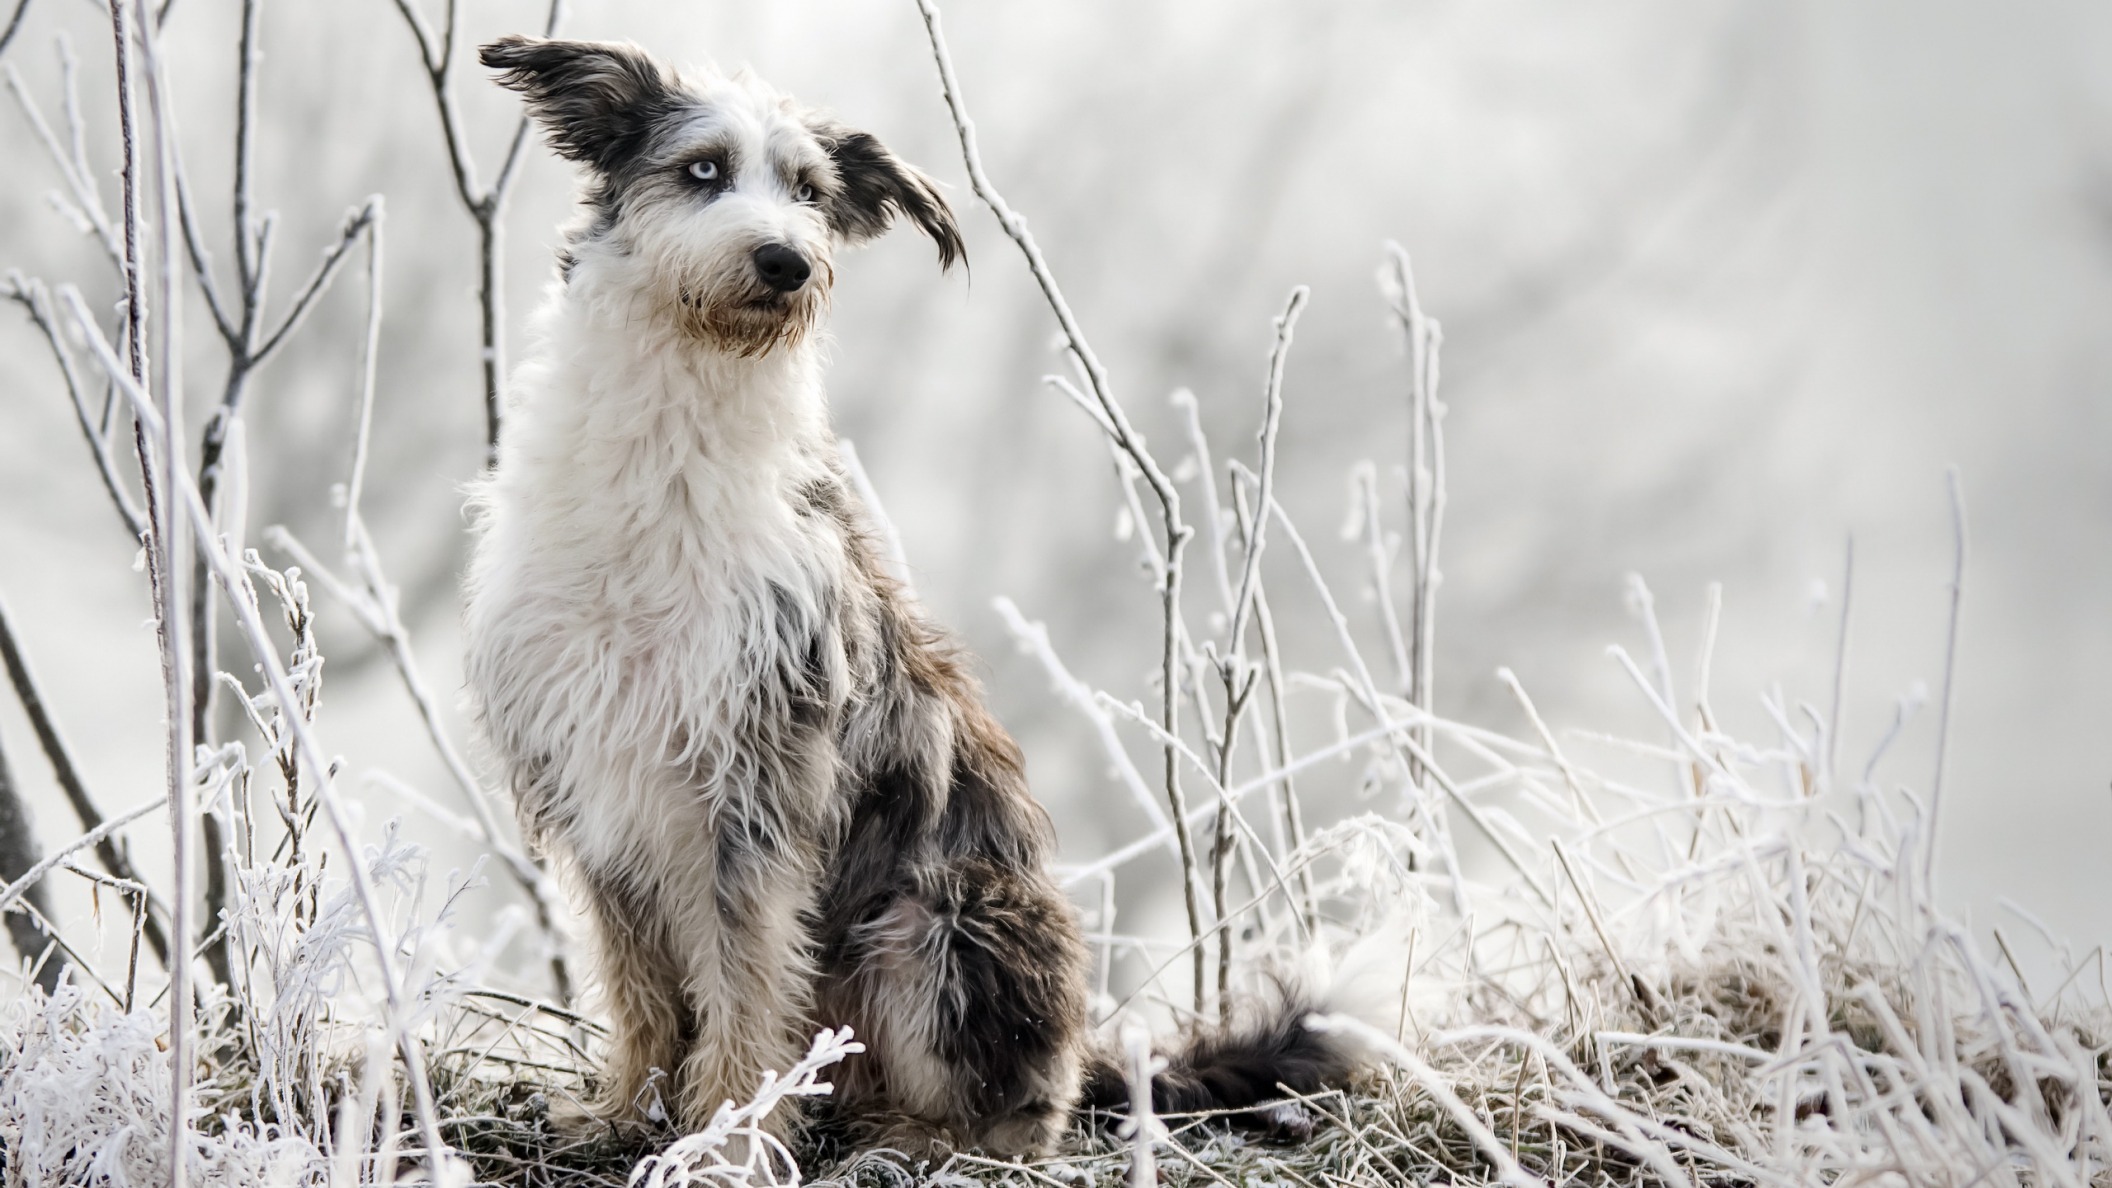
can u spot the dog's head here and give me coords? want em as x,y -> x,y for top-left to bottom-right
481,35 -> 962,357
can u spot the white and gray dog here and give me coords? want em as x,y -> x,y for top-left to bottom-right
464,34 -> 1361,1155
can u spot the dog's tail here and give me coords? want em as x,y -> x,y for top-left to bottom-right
1078,932 -> 1407,1127
1078,992 -> 1358,1122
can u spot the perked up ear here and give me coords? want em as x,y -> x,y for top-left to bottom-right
480,35 -> 681,175
811,123 -> 965,272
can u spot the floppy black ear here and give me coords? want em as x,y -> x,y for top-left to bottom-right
812,124 -> 965,272
480,35 -> 682,175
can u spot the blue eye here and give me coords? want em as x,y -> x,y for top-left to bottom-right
795,182 -> 815,203
688,159 -> 720,182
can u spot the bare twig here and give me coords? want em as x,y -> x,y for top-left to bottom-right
837,438 -> 911,587
387,0 -> 565,463
1248,578 -> 1319,931
1238,471 -> 1476,910
5,55 -> 123,268
0,591 -> 171,966
916,0 -> 1207,1008
0,0 -> 32,60
0,733 -> 64,993
1926,469 -> 1966,886
106,1 -> 199,1178
3,275 -> 147,540
1227,286 -> 1306,646
1206,286 -> 1306,1019
274,521 -> 577,1004
1120,1020 -> 1164,1188
994,598 -> 1174,839
1355,461 -> 1413,694
1824,537 -> 1854,788
1384,244 -> 1446,742
0,794 -> 164,919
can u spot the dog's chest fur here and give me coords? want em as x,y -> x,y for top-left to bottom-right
465,285 -> 857,878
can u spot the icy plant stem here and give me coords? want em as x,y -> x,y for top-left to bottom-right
0,592 -> 171,965
1386,245 -> 1446,753
916,0 -> 1207,1008
1926,469 -> 1966,887
386,0 -> 564,463
0,794 -> 165,918
1204,286 -> 1307,1018
1120,1020 -> 1162,1188
1825,537 -> 1854,788
113,1 -> 197,1179
1226,287 -> 1304,645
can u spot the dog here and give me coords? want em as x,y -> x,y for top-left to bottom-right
463,34 -> 1362,1156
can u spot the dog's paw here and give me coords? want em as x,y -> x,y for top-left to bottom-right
853,1113 -> 958,1166
1247,1100 -> 1317,1144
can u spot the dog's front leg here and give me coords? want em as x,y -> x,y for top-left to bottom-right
672,779 -> 833,1136
577,866 -> 692,1130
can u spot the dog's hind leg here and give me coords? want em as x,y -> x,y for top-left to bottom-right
845,859 -> 1090,1156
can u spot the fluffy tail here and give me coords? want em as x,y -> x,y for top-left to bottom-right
1078,931 -> 1412,1129
1077,992 -> 1365,1126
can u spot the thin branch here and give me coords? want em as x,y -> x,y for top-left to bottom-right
125,4 -> 196,1180
1248,575 -> 1319,931
0,732 -> 65,993
1825,536 -> 1854,789
0,591 -> 171,966
258,195 -> 571,1001
0,794 -> 165,918
994,598 -> 1173,840
1226,286 -> 1305,646
1353,461 -> 1413,692
1236,468 -> 1465,910
1498,667 -> 1599,827
344,196 -> 385,543
172,162 -> 238,345
1172,388 -> 1233,614
386,0 -> 562,462
916,0 -> 1205,1010
1384,243 -> 1446,754
1926,469 -> 1967,886
4,274 -> 147,540
230,0 -> 260,304
0,0 -> 31,60
249,200 -> 378,362
270,522 -> 575,1000
5,58 -> 123,269
835,439 -> 911,587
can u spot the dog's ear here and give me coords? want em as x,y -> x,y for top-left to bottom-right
811,123 -> 964,272
481,35 -> 680,175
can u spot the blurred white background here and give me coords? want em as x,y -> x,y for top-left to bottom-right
1,0 -> 2106,988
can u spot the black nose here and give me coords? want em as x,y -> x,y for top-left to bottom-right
753,243 -> 811,293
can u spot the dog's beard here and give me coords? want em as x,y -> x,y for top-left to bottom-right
674,266 -> 832,359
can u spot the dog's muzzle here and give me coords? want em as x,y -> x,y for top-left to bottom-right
752,243 -> 812,294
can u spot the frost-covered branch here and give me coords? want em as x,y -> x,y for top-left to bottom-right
386,0 -> 565,463
917,0 -> 1211,1011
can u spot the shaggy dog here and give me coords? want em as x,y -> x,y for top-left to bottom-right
464,34 -> 1358,1156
